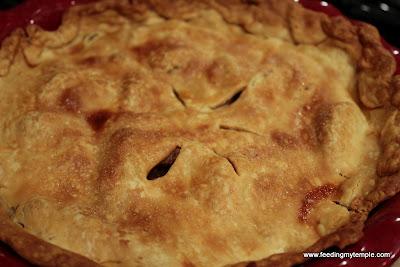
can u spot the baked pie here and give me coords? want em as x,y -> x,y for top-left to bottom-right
0,0 -> 399,266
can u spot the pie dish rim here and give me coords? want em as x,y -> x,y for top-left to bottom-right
0,1 -> 399,266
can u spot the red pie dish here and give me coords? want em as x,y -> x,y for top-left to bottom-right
0,1 -> 399,267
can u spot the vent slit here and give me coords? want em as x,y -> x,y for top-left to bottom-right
173,89 -> 186,107
212,149 -> 239,176
242,0 -> 259,5
227,157 -> 239,176
219,125 -> 262,136
333,201 -> 353,212
147,146 -> 181,180
212,89 -> 244,109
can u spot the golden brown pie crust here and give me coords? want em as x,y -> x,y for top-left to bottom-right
0,0 -> 399,266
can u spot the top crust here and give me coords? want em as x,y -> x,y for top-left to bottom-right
1,0 -> 396,108
0,0 -> 399,266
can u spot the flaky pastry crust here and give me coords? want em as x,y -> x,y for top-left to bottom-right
0,0 -> 399,266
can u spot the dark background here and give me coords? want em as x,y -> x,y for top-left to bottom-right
327,0 -> 400,47
0,0 -> 399,47
0,0 -> 24,9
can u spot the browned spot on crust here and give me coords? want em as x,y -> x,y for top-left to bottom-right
32,152 -> 94,203
298,184 -> 336,222
299,127 -> 318,148
304,15 -> 316,29
86,110 -> 113,131
182,259 -> 196,267
314,105 -> 332,144
69,43 -> 84,54
125,209 -> 163,238
296,95 -> 325,148
59,87 -> 81,112
78,56 -> 102,66
206,60 -> 223,84
132,39 -> 182,68
271,131 -> 297,149
205,58 -> 240,88
120,197 -> 179,243
253,176 -> 277,200
119,239 -> 130,247
196,124 -> 211,131
55,182 -> 80,203
182,59 -> 205,77
98,128 -> 134,191
203,234 -> 228,253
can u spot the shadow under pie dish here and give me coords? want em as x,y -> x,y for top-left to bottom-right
0,0 -> 400,266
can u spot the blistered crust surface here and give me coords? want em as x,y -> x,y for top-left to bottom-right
0,0 -> 398,267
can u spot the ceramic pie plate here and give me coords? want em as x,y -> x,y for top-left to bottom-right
0,1 -> 399,266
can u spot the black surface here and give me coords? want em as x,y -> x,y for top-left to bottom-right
327,0 -> 400,47
0,0 -> 24,10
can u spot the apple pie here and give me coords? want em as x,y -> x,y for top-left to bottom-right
0,0 -> 399,266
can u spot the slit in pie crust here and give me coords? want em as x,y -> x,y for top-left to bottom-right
0,0 -> 399,266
